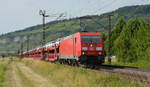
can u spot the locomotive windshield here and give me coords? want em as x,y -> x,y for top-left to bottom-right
81,35 -> 101,43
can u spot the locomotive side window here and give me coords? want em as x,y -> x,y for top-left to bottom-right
38,52 -> 41,56
49,50 -> 54,53
75,38 -> 77,43
81,35 -> 101,43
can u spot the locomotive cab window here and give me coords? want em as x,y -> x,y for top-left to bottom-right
81,35 -> 101,43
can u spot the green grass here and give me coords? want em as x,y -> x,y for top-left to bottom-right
0,59 -> 10,87
21,59 -> 148,87
0,65 -> 5,87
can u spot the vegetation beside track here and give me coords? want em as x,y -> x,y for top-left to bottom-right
110,59 -> 150,68
105,58 -> 150,68
21,58 -> 148,87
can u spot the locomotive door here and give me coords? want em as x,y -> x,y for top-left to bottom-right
73,37 -> 76,59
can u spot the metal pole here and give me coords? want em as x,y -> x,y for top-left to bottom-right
79,18 -> 85,32
79,18 -> 83,31
42,13 -> 46,59
39,10 -> 49,59
17,49 -> 20,56
108,13 -> 113,64
42,11 -> 45,59
21,42 -> 23,58
27,36 -> 29,52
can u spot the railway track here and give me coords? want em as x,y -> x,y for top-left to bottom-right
84,64 -> 150,85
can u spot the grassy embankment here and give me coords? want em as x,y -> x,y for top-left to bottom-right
21,58 -> 148,87
113,61 -> 150,68
105,58 -> 150,68
0,58 -> 11,87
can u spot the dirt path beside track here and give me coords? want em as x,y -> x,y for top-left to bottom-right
3,62 -> 22,87
3,59 -> 56,87
17,62 -> 56,87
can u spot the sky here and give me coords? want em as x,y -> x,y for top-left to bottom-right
0,0 -> 150,35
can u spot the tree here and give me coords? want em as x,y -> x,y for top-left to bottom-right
104,17 -> 126,56
114,17 -> 141,62
135,19 -> 150,60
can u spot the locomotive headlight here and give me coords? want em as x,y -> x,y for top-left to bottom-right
82,47 -> 88,51
98,52 -> 102,55
82,52 -> 86,55
96,47 -> 102,51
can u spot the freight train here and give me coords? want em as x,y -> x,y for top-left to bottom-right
19,32 -> 105,65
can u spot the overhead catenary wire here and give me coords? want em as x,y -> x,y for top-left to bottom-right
74,0 -> 118,31
94,0 -> 117,14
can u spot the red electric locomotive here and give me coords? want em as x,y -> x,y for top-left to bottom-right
59,32 -> 105,64
20,32 -> 105,65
